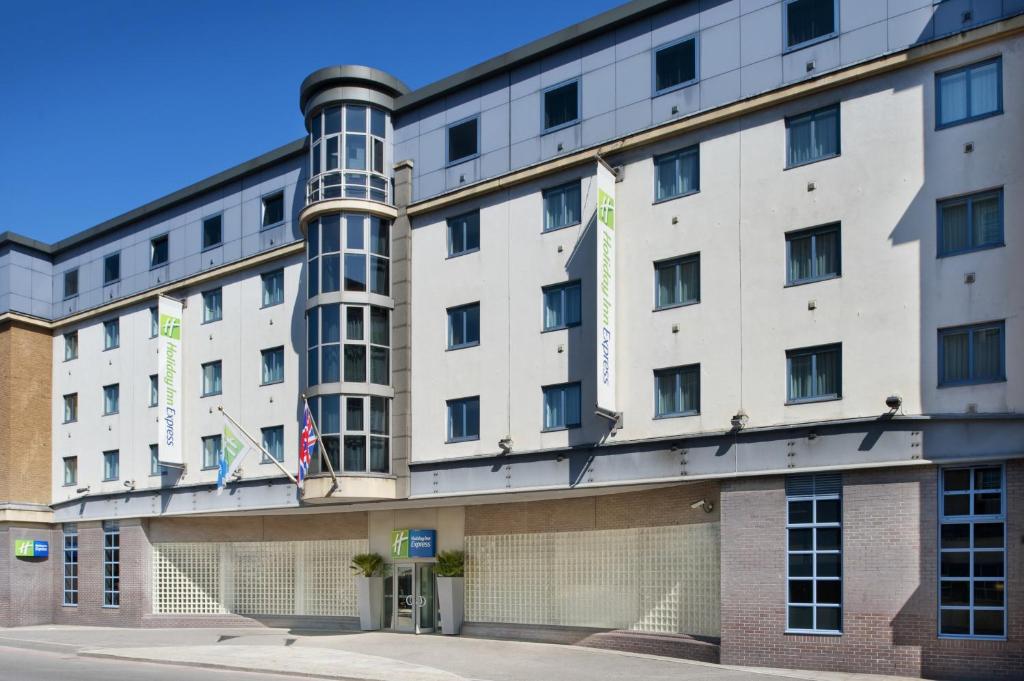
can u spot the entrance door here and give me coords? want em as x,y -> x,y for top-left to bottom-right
390,563 -> 436,633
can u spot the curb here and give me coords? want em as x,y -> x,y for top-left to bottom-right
80,650 -> 382,681
0,636 -> 82,655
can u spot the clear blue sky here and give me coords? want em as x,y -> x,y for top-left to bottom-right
0,0 -> 622,243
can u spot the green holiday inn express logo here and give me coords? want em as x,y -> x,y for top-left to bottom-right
160,313 -> 181,339
597,188 -> 615,229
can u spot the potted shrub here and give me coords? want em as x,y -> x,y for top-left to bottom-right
351,553 -> 385,630
435,549 -> 465,635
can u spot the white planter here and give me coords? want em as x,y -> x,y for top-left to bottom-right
436,576 -> 464,635
356,575 -> 383,630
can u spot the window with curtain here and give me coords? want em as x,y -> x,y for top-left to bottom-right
542,181 -> 581,231
149,375 -> 158,407
786,473 -> 842,633
654,35 -> 698,94
543,382 -> 581,430
103,384 -> 120,415
784,0 -> 836,50
786,104 -> 839,167
938,190 -> 1003,257
939,466 -> 1006,638
448,211 -> 481,256
261,426 -> 284,463
654,145 -> 699,201
103,319 -> 120,350
202,288 -> 222,323
202,435 -> 221,469
543,281 -> 581,331
787,344 -> 841,402
64,331 -> 78,361
937,58 -> 1002,128
448,303 -> 481,349
150,306 -> 158,338
102,450 -> 119,481
63,393 -> 77,423
787,224 -> 841,284
447,397 -> 480,442
939,322 -> 1005,386
655,365 -> 700,417
655,255 -> 700,309
261,269 -> 284,307
201,361 -> 222,396
261,346 -> 284,385
543,80 -> 579,131
150,444 -> 161,476
63,457 -> 77,486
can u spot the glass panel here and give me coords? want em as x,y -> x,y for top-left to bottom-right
321,346 -> 340,383
370,108 -> 386,137
972,196 -> 1001,246
655,38 -> 696,92
321,214 -> 341,252
939,70 -> 968,125
940,580 -> 970,606
814,108 -> 839,158
972,327 -> 1002,381
788,606 -> 813,630
324,107 -> 341,134
321,254 -> 341,292
544,81 -> 578,129
974,551 -> 1004,578
940,524 -> 971,549
344,254 -> 366,291
395,565 -> 414,632
816,606 -> 841,631
370,437 -> 388,473
787,0 -> 835,47
940,552 -> 970,578
448,118 -> 478,162
789,353 -> 813,400
307,259 -> 319,297
969,62 -> 999,117
370,397 -> 388,434
940,202 -> 969,253
346,105 -> 366,133
344,435 -> 366,472
370,347 -> 388,384
816,498 -> 840,523
370,218 -> 389,256
974,609 -> 1004,637
943,469 -> 971,491
816,580 -> 841,605
789,554 -> 813,577
975,581 -> 1004,608
975,467 -> 1002,490
789,528 -> 813,551
974,492 -> 1002,516
371,257 -> 389,295
326,137 -> 339,170
817,553 -> 841,578
344,345 -> 366,382
789,235 -> 812,282
788,116 -> 813,165
816,229 -> 839,277
544,288 -> 562,329
345,398 -> 364,431
655,371 -> 678,416
322,305 -> 340,343
320,395 -> 340,433
418,564 -> 436,631
816,527 -> 840,551
371,307 -> 389,345
974,523 -> 1004,548
346,306 -> 363,340
789,580 -> 813,603
656,262 -> 679,307
346,135 -> 366,170
788,500 -> 813,524
346,215 -> 364,250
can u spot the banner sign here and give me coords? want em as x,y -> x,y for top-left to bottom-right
595,160 -> 617,414
390,529 -> 436,559
218,415 -> 260,493
14,539 -> 48,558
158,296 -> 184,465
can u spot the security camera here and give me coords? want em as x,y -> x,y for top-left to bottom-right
123,480 -> 136,490
498,437 -> 513,454
75,486 -> 90,494
885,395 -> 902,411
730,410 -> 748,430
690,499 -> 714,513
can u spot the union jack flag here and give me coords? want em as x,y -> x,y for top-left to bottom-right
299,403 -> 317,485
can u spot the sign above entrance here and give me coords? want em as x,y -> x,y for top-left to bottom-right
391,529 -> 436,558
14,539 -> 48,558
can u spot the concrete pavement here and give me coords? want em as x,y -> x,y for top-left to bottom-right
0,626 -> 926,681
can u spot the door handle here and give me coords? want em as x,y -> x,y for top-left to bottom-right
416,595 -> 427,607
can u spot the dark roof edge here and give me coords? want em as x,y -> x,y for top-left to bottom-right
0,137 -> 306,259
394,0 -> 678,112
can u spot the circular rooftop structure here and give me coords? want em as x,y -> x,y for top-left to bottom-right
299,65 -> 409,124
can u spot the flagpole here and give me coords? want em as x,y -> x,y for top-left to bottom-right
301,394 -> 339,489
218,406 -> 298,484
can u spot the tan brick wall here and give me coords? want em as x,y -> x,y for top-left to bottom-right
0,321 -> 52,505
465,483 -> 720,535
720,462 -> 1023,681
148,511 -> 368,543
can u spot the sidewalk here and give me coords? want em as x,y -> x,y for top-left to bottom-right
0,626 -> 924,681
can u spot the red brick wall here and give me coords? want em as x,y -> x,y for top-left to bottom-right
720,462 -> 1023,680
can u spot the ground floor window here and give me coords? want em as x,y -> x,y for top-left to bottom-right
786,473 -> 842,634
940,464 -> 1006,638
63,525 -> 78,606
103,521 -> 120,607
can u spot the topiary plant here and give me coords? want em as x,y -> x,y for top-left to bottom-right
435,549 -> 465,577
350,552 -> 385,577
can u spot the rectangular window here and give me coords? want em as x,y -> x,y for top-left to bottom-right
103,319 -> 120,350
542,181 -> 582,232
654,145 -> 699,202
447,211 -> 480,257
787,223 -> 841,285
261,426 -> 284,463
447,303 -> 480,349
63,393 -> 78,423
543,80 -> 579,132
542,281 -> 581,331
102,522 -> 120,607
344,345 -> 366,382
784,0 -> 837,50
786,104 -> 840,167
936,58 -> 1002,129
63,269 -> 78,299
940,465 -> 1006,638
62,525 -> 78,606
202,214 -> 223,250
150,234 -> 169,268
62,457 -> 77,486
64,331 -> 78,361
261,346 -> 285,385
261,269 -> 284,307
102,384 -> 119,415
655,255 -> 700,309
150,306 -> 158,338
103,253 -> 120,285
201,361 -> 222,397
447,117 -> 479,164
447,397 -> 480,442
542,382 -> 581,430
786,473 -> 842,634
202,288 -> 222,323
938,321 -> 1005,387
655,365 -> 700,417
654,35 -> 698,95
937,189 -> 1003,257
262,192 -> 284,227
787,343 -> 841,403
150,444 -> 161,476
102,450 -> 119,481
202,435 -> 222,469
149,374 -> 158,407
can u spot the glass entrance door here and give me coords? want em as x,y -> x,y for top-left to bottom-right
389,563 -> 435,633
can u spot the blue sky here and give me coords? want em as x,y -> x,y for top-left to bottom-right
0,1 -> 622,243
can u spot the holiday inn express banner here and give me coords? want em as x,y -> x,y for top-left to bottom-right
158,295 -> 184,465
595,160 -> 616,415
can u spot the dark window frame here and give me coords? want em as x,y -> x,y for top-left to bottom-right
783,0 -> 839,52
446,396 -> 481,443
202,213 -> 224,251
654,253 -> 701,310
447,210 -> 481,258
652,34 -> 700,96
63,269 -> 79,300
786,343 -> 842,404
785,104 -> 841,169
446,115 -> 480,166
103,253 -> 121,286
261,191 -> 285,229
935,57 -> 1004,130
653,364 -> 701,418
150,233 -> 169,269
541,78 -> 581,133
937,189 -> 1005,258
785,223 -> 842,286
937,321 -> 1006,387
447,302 -> 481,350
542,280 -> 582,332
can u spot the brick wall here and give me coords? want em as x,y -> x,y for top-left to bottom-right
0,524 -> 56,627
148,511 -> 368,542
0,320 -> 52,506
465,482 -> 720,535
720,462 -> 1023,681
